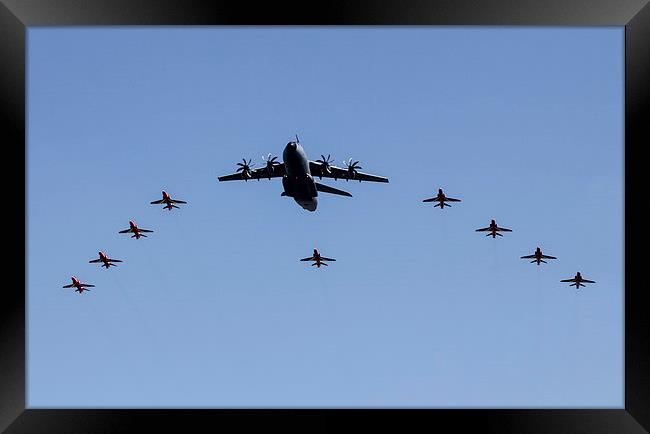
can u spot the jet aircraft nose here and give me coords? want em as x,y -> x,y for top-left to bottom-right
286,141 -> 297,150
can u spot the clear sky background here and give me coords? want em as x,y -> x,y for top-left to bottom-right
27,27 -> 623,407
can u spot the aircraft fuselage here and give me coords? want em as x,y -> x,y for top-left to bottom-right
282,142 -> 318,211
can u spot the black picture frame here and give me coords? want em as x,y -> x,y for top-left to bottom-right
2,1 -> 647,432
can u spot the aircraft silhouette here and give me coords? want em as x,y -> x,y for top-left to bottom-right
561,272 -> 595,288
89,251 -> 123,269
151,190 -> 187,210
520,247 -> 557,265
119,220 -> 153,239
300,249 -> 336,268
218,135 -> 389,211
475,219 -> 512,238
62,276 -> 95,293
422,188 -> 461,209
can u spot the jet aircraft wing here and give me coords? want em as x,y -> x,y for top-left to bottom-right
520,254 -> 536,259
309,161 -> 389,183
475,227 -> 491,232
218,165 -> 286,182
541,254 -> 557,259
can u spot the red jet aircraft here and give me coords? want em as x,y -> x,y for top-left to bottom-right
89,251 -> 123,268
150,190 -> 187,210
300,249 -> 336,268
422,188 -> 461,209
520,247 -> 557,265
119,220 -> 153,239
561,272 -> 595,289
475,219 -> 513,238
62,276 -> 95,293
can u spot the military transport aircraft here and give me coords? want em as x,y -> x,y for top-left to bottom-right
89,251 -> 123,269
217,136 -> 389,211
300,249 -> 336,268
63,276 -> 95,293
422,188 -> 461,209
476,219 -> 513,238
119,220 -> 154,239
151,190 -> 187,210
561,272 -> 595,288
520,247 -> 557,265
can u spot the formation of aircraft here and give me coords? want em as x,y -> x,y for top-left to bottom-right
560,272 -> 596,288
422,188 -> 461,209
89,251 -> 123,269
521,247 -> 557,265
151,190 -> 187,210
475,219 -> 513,238
62,276 -> 94,293
300,249 -> 336,268
62,135 -> 597,291
119,220 -> 154,239
218,136 -> 389,211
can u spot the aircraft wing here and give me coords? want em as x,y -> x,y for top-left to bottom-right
560,278 -> 576,282
475,227 -> 491,232
422,197 -> 440,203
139,229 -> 154,233
110,259 -> 123,262
321,257 -> 336,261
582,279 -> 596,283
446,197 -> 461,202
541,254 -> 557,259
119,228 -> 132,233
520,255 -> 536,259
63,283 -> 75,288
151,199 -> 165,204
89,258 -> 103,263
300,257 -> 315,261
218,165 -> 286,182
309,161 -> 389,183
496,227 -> 512,232
171,199 -> 187,204
83,284 -> 96,287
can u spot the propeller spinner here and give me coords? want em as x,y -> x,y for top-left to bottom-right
262,153 -> 281,179
343,158 -> 362,181
236,158 -> 254,180
316,154 -> 334,178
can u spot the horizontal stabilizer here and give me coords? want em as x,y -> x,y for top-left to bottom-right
314,182 -> 352,197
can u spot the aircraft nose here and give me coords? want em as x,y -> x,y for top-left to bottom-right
286,142 -> 297,150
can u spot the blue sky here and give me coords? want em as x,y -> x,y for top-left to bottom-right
27,27 -> 623,407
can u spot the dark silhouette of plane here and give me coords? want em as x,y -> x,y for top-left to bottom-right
300,249 -> 336,268
63,276 -> 95,293
218,135 -> 389,211
520,247 -> 557,265
422,188 -> 461,208
89,251 -> 123,268
119,220 -> 153,239
475,219 -> 512,238
151,191 -> 187,210
561,272 -> 595,288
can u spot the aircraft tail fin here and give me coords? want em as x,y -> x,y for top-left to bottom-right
314,182 -> 352,197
